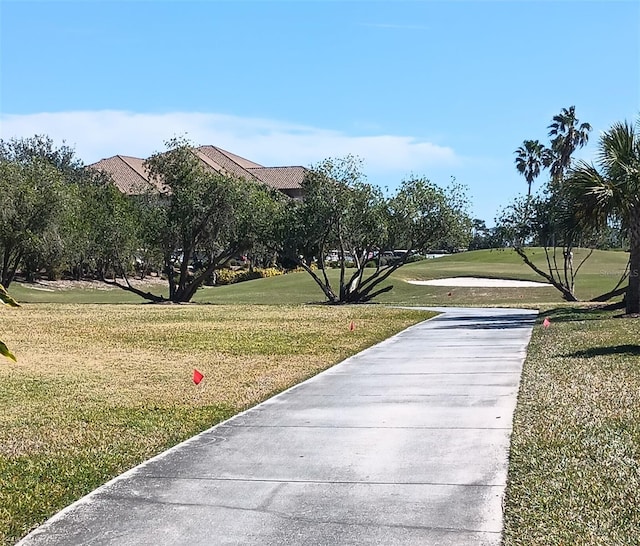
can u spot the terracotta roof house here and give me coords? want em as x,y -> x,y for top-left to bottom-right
88,146 -> 305,200
87,155 -> 167,194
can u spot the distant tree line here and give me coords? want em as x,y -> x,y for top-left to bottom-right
0,136 -> 473,304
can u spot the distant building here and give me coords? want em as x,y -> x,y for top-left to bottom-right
88,145 -> 305,200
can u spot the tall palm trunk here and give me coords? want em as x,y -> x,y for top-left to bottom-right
627,207 -> 640,315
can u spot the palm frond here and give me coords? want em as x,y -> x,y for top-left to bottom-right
566,160 -> 617,230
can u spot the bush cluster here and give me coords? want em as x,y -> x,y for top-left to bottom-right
292,263 -> 318,272
215,267 -> 283,286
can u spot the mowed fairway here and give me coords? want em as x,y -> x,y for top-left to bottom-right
11,249 -> 629,308
0,304 -> 433,544
190,248 -> 629,307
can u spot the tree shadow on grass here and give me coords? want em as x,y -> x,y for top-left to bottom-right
540,305 -> 622,324
564,345 -> 640,358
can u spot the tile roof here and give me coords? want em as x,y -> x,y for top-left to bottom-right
88,147 -> 305,196
248,166 -> 308,190
195,146 -> 263,182
199,146 -> 264,169
87,155 -> 157,195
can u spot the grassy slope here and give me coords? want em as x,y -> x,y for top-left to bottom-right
503,307 -> 640,545
194,248 -> 629,307
10,249 -> 629,307
9,281 -> 169,305
0,304 -> 433,545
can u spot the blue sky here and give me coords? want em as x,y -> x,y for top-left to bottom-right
1,0 -> 638,225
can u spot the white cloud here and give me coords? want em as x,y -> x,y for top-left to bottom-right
0,110 -> 458,178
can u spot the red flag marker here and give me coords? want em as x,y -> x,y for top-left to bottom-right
543,317 -> 551,329
349,321 -> 355,331
193,369 -> 204,385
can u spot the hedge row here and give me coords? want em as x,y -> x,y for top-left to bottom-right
214,267 -> 283,285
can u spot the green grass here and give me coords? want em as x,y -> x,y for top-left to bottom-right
3,248 -> 637,544
10,249 -> 629,307
397,248 -> 628,302
10,280 -> 167,304
0,304 -> 433,545
194,248 -> 629,307
503,307 -> 640,545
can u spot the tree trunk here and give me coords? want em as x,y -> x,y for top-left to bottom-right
1,249 -> 21,289
286,254 -> 338,303
626,208 -> 640,315
514,247 -> 578,301
164,254 -> 176,301
176,259 -> 221,302
344,250 -> 411,303
100,276 -> 166,303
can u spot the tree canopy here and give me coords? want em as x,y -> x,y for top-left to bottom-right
274,156 -> 471,304
567,118 -> 640,314
103,137 -> 286,303
0,135 -> 472,306
501,106 -> 598,301
0,137 -> 69,286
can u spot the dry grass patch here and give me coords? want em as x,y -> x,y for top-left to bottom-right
0,303 -> 432,544
503,307 -> 640,545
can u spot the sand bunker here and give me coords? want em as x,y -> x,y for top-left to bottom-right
406,277 -> 551,288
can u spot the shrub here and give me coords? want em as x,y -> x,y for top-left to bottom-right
258,267 -> 283,278
214,267 -> 283,285
291,262 -> 318,273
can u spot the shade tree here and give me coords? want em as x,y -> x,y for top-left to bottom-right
0,138 -> 68,287
104,137 -> 285,303
274,156 -> 472,304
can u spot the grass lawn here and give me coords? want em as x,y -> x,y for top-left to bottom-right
196,248 -> 629,307
395,248 -> 629,303
3,247 -> 637,545
503,306 -> 640,545
0,303 -> 434,545
10,248 -> 629,308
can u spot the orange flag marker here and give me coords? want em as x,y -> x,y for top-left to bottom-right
193,369 -> 204,385
543,317 -> 551,329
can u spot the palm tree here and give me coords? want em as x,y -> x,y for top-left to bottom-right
567,118 -> 640,315
514,140 -> 552,198
548,105 -> 592,181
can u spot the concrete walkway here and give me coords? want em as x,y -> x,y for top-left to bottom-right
19,307 -> 537,546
